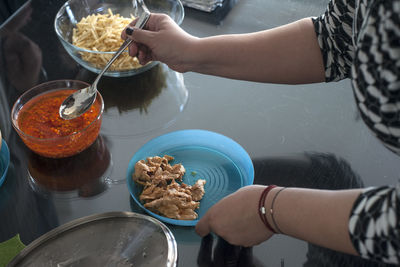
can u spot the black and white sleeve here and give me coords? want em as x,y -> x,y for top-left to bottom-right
312,0 -> 356,82
349,186 -> 400,264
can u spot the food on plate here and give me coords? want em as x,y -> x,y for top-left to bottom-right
72,9 -> 141,71
15,89 -> 102,157
133,155 -> 206,220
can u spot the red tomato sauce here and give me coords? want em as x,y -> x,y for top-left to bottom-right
18,89 -> 100,138
16,89 -> 102,158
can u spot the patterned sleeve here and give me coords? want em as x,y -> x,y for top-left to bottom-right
349,186 -> 400,264
312,0 -> 356,82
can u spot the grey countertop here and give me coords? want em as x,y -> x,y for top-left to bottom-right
0,0 -> 399,266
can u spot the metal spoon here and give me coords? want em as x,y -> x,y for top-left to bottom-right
59,9 -> 150,120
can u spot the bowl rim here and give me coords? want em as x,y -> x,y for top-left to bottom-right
11,79 -> 104,142
7,211 -> 178,267
54,0 -> 185,55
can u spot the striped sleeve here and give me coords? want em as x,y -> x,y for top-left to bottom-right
349,186 -> 400,264
312,0 -> 356,82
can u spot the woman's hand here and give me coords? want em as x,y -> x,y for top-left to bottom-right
121,13 -> 198,72
195,185 -> 275,247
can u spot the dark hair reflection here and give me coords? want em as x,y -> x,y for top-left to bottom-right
0,0 -> 45,99
197,152 -> 394,267
75,63 -> 167,114
198,234 -> 264,267
27,135 -> 111,198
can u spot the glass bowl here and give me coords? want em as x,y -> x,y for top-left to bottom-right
54,0 -> 185,77
11,80 -> 104,158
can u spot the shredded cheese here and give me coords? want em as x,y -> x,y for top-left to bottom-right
72,9 -> 141,71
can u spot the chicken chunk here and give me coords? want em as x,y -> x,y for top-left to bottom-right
133,155 -> 206,220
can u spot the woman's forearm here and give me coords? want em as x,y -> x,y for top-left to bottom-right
265,187 -> 363,255
186,18 -> 325,84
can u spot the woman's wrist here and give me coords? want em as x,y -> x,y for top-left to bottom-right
258,185 -> 277,233
257,185 -> 287,235
179,36 -> 204,72
264,186 -> 286,234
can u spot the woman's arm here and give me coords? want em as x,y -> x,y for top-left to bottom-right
183,18 -> 326,84
264,186 -> 361,255
195,185 -> 362,255
123,15 -> 325,84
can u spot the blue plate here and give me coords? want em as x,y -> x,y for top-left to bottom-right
126,129 -> 254,226
0,139 -> 10,188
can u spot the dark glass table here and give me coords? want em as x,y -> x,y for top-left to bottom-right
1,0 -> 399,266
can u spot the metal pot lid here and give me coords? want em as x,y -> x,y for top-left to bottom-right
8,211 -> 177,267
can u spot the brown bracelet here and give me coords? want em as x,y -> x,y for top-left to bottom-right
269,187 -> 286,234
258,185 -> 277,233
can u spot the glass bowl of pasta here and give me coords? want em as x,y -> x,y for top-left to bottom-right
54,0 -> 184,77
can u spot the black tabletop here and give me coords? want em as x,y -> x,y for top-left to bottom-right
1,0 -> 399,266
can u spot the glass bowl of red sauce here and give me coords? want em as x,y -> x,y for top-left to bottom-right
11,80 -> 104,158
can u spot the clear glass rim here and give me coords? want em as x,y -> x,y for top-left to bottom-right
11,79 -> 104,142
54,0 -> 184,55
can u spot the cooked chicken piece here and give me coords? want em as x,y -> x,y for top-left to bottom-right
144,195 -> 199,220
161,171 -> 183,181
133,155 -> 206,220
190,179 -> 206,201
164,155 -> 174,161
133,160 -> 152,185
133,155 -> 185,185
166,188 -> 192,202
166,163 -> 186,178
140,183 -> 165,201
157,204 -> 180,219
179,209 -> 198,220
168,180 -> 192,195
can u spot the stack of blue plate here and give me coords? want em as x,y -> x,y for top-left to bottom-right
0,139 -> 10,187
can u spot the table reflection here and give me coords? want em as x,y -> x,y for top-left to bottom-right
76,63 -> 188,137
27,135 -> 112,199
197,234 -> 265,267
0,158 -> 59,245
88,64 -> 166,114
0,0 -> 47,99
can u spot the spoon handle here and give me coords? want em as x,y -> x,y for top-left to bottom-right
95,39 -> 132,81
91,11 -> 151,90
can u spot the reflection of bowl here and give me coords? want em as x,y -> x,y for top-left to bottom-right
98,63 -> 166,113
76,63 -> 166,113
54,0 -> 185,77
127,129 -> 254,226
11,80 -> 104,158
28,135 -> 111,198
77,63 -> 188,137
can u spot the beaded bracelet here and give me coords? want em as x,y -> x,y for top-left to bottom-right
270,187 -> 286,234
258,185 -> 277,233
